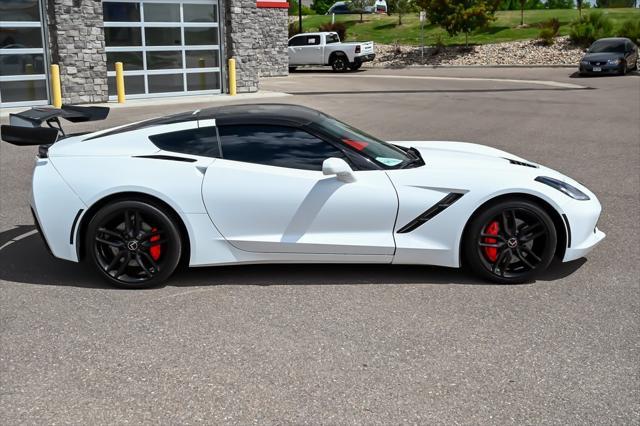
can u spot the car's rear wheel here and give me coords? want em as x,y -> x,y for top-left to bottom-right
463,199 -> 557,284
86,200 -> 182,289
331,55 -> 348,72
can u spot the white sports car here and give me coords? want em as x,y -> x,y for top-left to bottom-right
1,104 -> 605,288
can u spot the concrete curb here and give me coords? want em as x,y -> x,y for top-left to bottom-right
366,64 -> 578,69
0,91 -> 291,118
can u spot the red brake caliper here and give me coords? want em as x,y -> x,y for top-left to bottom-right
483,221 -> 500,262
149,227 -> 161,261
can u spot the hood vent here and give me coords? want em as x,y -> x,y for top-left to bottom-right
506,158 -> 538,168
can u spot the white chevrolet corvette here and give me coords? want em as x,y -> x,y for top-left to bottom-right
1,104 -> 604,288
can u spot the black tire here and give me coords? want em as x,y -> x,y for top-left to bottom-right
349,62 -> 362,71
463,199 -> 557,284
331,55 -> 348,72
85,200 -> 182,289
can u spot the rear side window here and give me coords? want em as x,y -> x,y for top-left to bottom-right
326,33 -> 340,44
149,126 -> 221,157
218,125 -> 344,171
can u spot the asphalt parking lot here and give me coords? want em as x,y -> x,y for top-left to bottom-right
1,67 -> 639,424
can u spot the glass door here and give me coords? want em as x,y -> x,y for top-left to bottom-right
0,0 -> 49,107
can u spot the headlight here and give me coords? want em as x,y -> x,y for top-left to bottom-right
535,176 -> 590,201
580,60 -> 589,65
607,58 -> 621,65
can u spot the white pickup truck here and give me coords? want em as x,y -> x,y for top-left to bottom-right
288,32 -> 375,72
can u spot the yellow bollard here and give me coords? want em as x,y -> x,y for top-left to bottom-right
50,64 -> 62,108
228,58 -> 236,96
115,62 -> 126,103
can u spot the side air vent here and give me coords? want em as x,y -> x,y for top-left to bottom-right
397,192 -> 464,234
506,158 -> 538,168
133,155 -> 197,163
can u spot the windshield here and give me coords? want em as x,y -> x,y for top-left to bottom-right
326,33 -> 340,44
589,40 -> 626,53
316,115 -> 412,169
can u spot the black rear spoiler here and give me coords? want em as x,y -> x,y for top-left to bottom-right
1,105 -> 109,146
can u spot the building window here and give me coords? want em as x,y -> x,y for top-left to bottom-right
103,0 -> 222,99
0,0 -> 48,106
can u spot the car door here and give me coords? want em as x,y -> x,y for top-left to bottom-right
201,124 -> 398,255
288,35 -> 322,65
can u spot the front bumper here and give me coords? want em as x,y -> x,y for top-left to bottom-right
560,195 -> 605,262
579,63 -> 624,75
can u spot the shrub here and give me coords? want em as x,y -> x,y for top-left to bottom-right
538,17 -> 560,46
289,0 -> 315,16
318,22 -> 348,41
539,28 -> 556,46
288,22 -> 300,38
569,11 -> 614,47
617,19 -> 640,44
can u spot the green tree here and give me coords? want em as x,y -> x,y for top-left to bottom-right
595,0 -> 635,7
576,0 -> 583,19
349,0 -> 373,22
388,0 -> 416,24
417,0 -> 497,46
545,0 -> 574,8
312,0 -> 334,14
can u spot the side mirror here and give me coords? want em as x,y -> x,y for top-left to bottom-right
584,48 -> 589,53
322,157 -> 356,183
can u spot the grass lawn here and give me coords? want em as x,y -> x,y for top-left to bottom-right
299,8 -> 640,46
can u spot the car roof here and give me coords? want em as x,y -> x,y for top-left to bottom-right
200,103 -> 324,126
592,37 -> 630,42
85,104 -> 325,140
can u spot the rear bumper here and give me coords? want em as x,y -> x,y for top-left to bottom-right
355,54 -> 375,63
30,158 -> 87,262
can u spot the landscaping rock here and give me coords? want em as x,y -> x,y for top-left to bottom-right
367,37 -> 584,67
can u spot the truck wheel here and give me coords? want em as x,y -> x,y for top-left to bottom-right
331,55 -> 348,72
349,63 -> 362,71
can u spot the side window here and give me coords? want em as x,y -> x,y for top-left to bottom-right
288,36 -> 304,47
149,126 -> 221,158
218,125 -> 344,171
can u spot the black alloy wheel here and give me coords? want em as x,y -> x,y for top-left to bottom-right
331,55 -> 348,72
463,199 -> 557,284
86,200 -> 182,289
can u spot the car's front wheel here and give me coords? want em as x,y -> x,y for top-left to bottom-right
463,199 -> 557,284
86,200 -> 182,289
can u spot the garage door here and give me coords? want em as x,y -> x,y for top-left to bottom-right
0,0 -> 49,107
103,0 -> 222,99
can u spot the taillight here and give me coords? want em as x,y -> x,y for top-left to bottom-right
355,45 -> 361,54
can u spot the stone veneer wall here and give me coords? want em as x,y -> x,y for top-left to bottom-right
225,0 -> 288,93
46,0 -> 108,104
